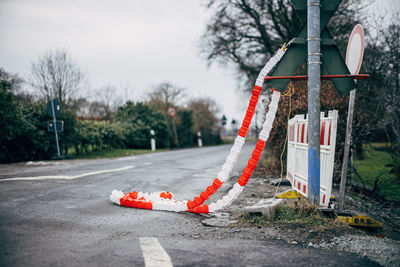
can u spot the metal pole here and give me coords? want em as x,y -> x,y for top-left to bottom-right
172,118 -> 179,148
307,0 -> 321,205
47,86 -> 61,158
51,99 -> 61,157
338,89 -> 356,212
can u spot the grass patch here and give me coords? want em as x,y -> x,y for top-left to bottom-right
241,199 -> 346,228
353,143 -> 400,202
274,199 -> 343,227
68,148 -> 167,159
221,136 -> 235,144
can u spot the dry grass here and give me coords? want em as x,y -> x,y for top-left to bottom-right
242,199 -> 348,229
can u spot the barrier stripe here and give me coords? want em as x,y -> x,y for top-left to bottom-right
110,47 -> 286,213
328,121 -> 332,146
320,121 -> 326,145
291,125 -> 295,142
297,124 -> 300,143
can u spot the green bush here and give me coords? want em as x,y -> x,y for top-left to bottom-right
1,79 -> 198,162
115,102 -> 169,148
99,121 -> 126,149
0,83 -> 57,162
20,103 -> 56,160
177,109 -> 194,148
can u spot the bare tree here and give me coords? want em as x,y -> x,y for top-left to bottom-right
199,0 -> 369,172
29,49 -> 86,107
0,68 -> 23,93
147,82 -> 186,113
146,82 -> 186,147
188,97 -> 221,137
0,68 -> 33,104
377,15 -> 400,177
88,84 -> 123,120
71,97 -> 90,117
200,0 -> 366,91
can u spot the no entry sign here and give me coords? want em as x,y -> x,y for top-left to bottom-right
167,107 -> 176,117
346,24 -> 365,75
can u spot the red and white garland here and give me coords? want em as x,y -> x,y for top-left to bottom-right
110,47 -> 286,214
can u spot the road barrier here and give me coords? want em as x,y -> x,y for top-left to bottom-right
110,46 -> 287,213
286,110 -> 338,206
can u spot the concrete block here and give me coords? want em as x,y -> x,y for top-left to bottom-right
243,198 -> 284,220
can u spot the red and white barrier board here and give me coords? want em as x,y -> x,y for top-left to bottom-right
286,110 -> 338,206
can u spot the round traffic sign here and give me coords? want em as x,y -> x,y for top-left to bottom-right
346,24 -> 365,75
167,107 -> 176,117
46,99 -> 61,117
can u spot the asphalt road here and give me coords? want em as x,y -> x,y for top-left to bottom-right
0,144 -> 377,266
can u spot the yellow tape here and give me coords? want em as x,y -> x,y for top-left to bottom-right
337,214 -> 383,229
276,190 -> 304,199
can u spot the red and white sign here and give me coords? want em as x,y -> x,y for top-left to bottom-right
167,107 -> 176,117
346,24 -> 365,75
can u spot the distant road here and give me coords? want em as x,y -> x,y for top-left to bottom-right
0,144 -> 377,266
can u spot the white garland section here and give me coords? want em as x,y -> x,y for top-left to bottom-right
217,48 -> 285,184
208,90 -> 280,212
110,48 -> 285,212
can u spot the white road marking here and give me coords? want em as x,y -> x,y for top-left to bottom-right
144,162 -> 153,166
116,156 -> 137,161
139,237 -> 173,267
0,166 -> 135,182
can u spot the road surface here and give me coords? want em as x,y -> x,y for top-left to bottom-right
0,144 -> 377,266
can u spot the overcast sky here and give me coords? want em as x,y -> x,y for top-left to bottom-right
0,0 -> 398,123
0,0 -> 246,122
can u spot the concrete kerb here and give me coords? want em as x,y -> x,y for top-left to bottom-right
243,198 -> 285,220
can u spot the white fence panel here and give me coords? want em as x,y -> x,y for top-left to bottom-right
286,110 -> 338,206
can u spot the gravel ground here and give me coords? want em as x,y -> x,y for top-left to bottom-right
310,235 -> 400,266
203,174 -> 400,266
